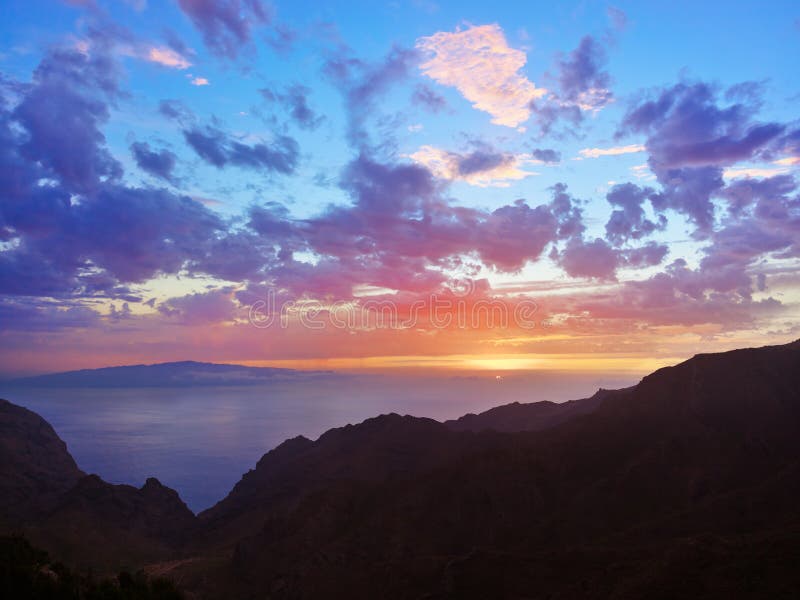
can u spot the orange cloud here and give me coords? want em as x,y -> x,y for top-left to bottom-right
416,24 -> 546,128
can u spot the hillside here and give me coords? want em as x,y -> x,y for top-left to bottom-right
1,340 -> 799,598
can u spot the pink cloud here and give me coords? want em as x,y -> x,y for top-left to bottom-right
146,46 -> 192,69
416,24 -> 546,128
578,144 -> 645,159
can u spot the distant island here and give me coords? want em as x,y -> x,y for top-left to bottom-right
2,361 -> 336,388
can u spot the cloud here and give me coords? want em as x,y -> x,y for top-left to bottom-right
76,26 -> 193,71
0,184 -> 225,296
651,166 -> 725,231
130,141 -> 177,182
723,166 -> 790,179
324,46 -> 419,148
12,40 -> 123,194
183,125 -> 299,173
606,6 -> 628,31
622,242 -> 669,268
265,23 -> 296,54
718,174 -> 797,216
408,144 -> 535,187
527,34 -> 615,135
571,257 -> 782,328
555,236 -> 668,281
158,99 -> 193,122
578,144 -> 645,158
416,24 -> 546,128
5,30 -> 795,343
177,0 -> 271,59
531,148 -> 561,164
245,157 -> 588,296
411,83 -> 448,113
547,182 -> 669,280
630,163 -> 654,180
190,76 -> 210,86
558,237 -> 619,280
554,35 -> 613,111
604,183 -> 666,245
619,82 -> 785,170
618,81 -> 787,231
579,173 -> 800,323
0,37 -> 226,299
159,288 -> 238,324
0,298 -> 101,332
261,84 -> 322,130
144,46 -> 191,69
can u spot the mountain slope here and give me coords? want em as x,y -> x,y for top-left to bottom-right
0,399 -> 84,525
0,398 -> 196,572
2,340 -> 800,598
175,340 -> 800,598
26,474 -> 197,571
444,387 -> 623,432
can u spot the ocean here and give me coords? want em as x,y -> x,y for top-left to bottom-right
0,371 -> 635,512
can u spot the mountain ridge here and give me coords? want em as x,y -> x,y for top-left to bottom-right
1,339 -> 799,597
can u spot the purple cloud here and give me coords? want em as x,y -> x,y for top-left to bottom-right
158,98 -> 194,122
718,174 -> 796,216
261,84 -> 322,130
411,83 -> 447,114
183,125 -> 299,173
0,297 -> 100,332
619,81 -> 787,231
621,82 -> 783,170
621,242 -> 669,268
232,158 -> 592,295
457,148 -> 514,176
177,0 -> 271,59
558,237 -> 619,280
13,45 -> 122,194
531,148 -> 561,164
0,185 -> 224,296
605,183 -> 666,245
0,41 -> 228,299
159,288 -> 237,324
555,35 -> 613,110
130,142 -> 178,183
549,184 -> 669,280
323,46 -> 419,148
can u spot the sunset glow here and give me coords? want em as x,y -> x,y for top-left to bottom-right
0,1 -> 798,377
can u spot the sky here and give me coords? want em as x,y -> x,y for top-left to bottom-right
0,0 -> 798,376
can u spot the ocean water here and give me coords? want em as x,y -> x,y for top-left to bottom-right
0,371 -> 635,512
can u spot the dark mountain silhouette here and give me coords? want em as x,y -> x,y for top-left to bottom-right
2,340 -> 800,598
181,340 -> 800,598
444,387 -> 624,432
0,399 -> 195,572
4,361 -> 334,388
0,399 -> 84,525
25,474 -> 197,571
